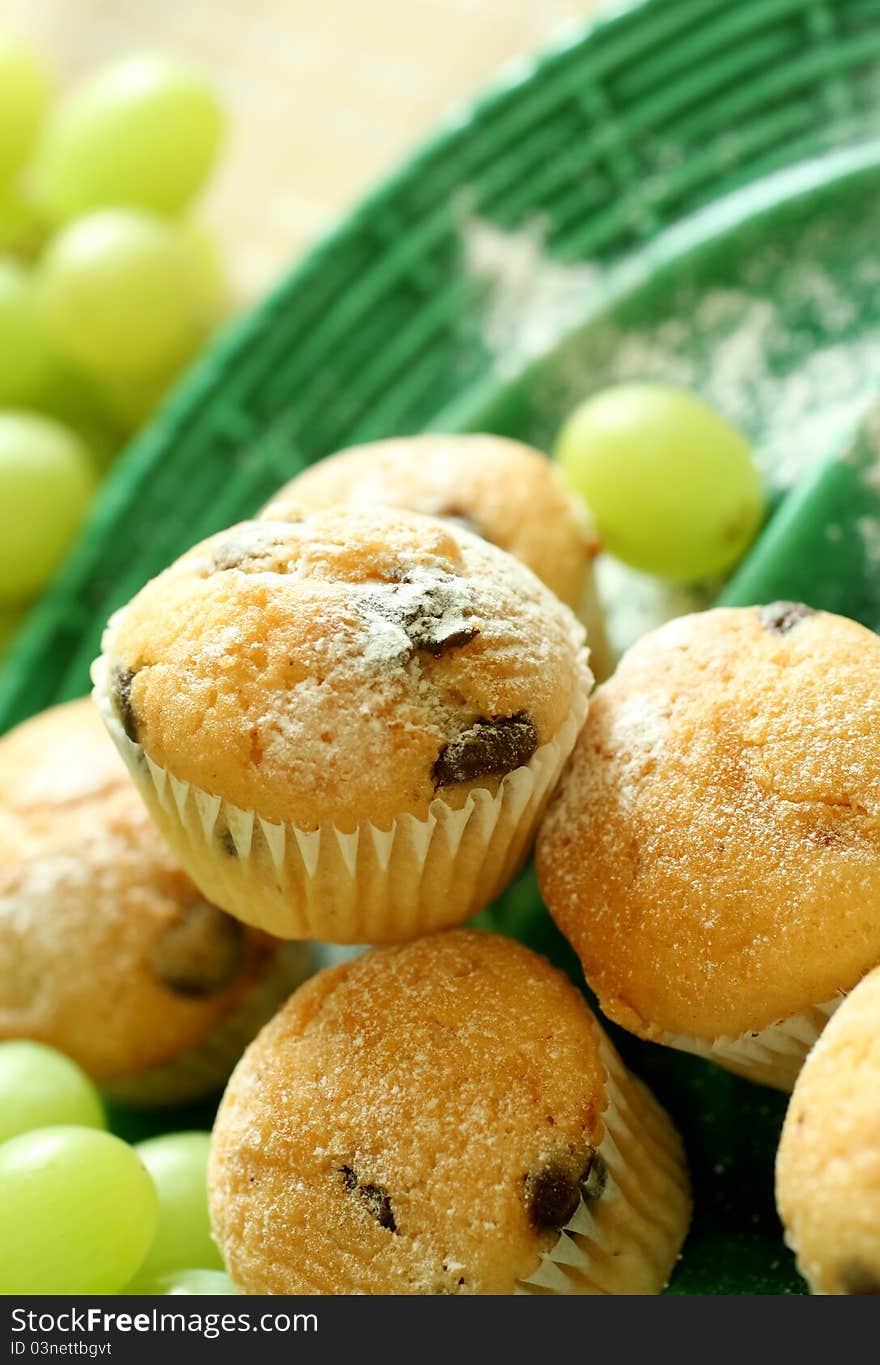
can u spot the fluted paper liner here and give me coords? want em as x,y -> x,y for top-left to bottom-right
105,941 -> 313,1107
577,568 -> 614,683
517,1023 -> 690,1295
657,996 -> 842,1093
92,654 -> 589,943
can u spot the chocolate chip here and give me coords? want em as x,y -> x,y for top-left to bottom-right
433,713 -> 538,787
757,601 -> 815,635
360,568 -> 480,661
152,902 -> 247,997
111,667 -> 139,743
840,1261 -> 880,1294
524,1164 -> 582,1232
411,621 -> 480,657
580,1151 -> 607,1202
339,1166 -> 396,1232
211,524 -> 288,572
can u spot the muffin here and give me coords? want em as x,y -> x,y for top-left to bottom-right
261,434 -> 614,679
93,504 -> 591,943
209,929 -> 690,1294
0,699 -> 312,1106
537,603 -> 880,1091
776,966 -> 880,1294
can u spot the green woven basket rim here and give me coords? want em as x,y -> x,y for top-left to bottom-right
3,0 -> 880,725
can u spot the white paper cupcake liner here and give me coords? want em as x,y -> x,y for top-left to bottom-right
657,995 -> 843,1092
92,654 -> 589,943
577,566 -> 614,684
517,1024 -> 691,1295
104,941 -> 312,1108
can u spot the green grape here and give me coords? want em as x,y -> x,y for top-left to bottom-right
0,181 -> 47,258
555,382 -> 765,583
40,209 -> 205,378
134,1132 -> 223,1278
179,219 -> 229,325
35,359 -> 121,469
0,412 -> 96,603
0,37 -> 51,185
0,1126 -> 158,1294
100,221 -> 227,431
34,55 -> 224,222
128,1269 -> 236,1296
0,259 -> 54,404
0,1041 -> 105,1143
101,350 -> 196,434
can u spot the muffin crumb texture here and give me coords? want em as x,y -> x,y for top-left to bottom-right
777,966 -> 880,1294
538,606 -> 880,1042
103,505 -> 589,832
209,930 -> 689,1295
260,433 -> 600,612
0,699 -> 280,1085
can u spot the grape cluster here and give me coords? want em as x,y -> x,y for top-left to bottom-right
0,1041 -> 235,1295
0,38 -> 227,652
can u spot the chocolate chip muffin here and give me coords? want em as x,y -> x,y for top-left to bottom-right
261,433 -> 614,679
777,965 -> 880,1294
93,505 -> 591,943
208,929 -> 690,1294
0,699 -> 312,1106
537,604 -> 880,1091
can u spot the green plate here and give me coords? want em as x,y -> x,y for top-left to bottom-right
4,0 -> 880,1295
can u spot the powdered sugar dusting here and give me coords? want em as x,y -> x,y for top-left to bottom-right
108,507 -> 590,829
462,216 -> 600,378
200,623 -> 246,663
462,196 -> 880,652
462,209 -> 880,493
357,565 -> 480,668
538,607 -> 880,1039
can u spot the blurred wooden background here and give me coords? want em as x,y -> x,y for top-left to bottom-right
7,0 -> 606,299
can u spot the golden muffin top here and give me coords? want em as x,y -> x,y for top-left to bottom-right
538,604 -> 880,1041
261,434 -> 598,610
98,505 -> 590,831
209,928 -> 609,1295
777,965 -> 880,1295
0,698 -> 278,1082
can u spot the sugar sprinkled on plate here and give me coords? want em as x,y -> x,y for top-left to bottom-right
461,209 -> 880,652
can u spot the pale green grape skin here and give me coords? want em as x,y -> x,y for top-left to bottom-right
0,259 -> 55,404
100,346 -> 200,434
102,221 -> 226,429
34,359 -> 121,470
134,1132 -> 223,1278
0,1041 -> 105,1143
34,56 -> 224,222
40,209 -> 205,378
0,37 -> 51,184
179,219 -> 229,325
0,181 -> 47,258
0,412 -> 96,603
555,383 -> 765,584
127,1269 -> 237,1296
0,1126 -> 158,1294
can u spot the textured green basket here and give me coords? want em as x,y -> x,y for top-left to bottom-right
4,0 -> 880,725
4,0 -> 880,1295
